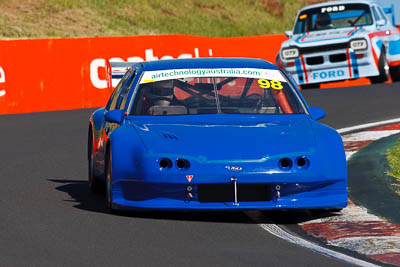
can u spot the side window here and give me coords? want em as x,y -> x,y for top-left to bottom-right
107,71 -> 131,111
377,7 -> 387,24
116,72 -> 136,110
371,6 -> 381,23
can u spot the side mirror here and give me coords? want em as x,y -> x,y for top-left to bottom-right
309,106 -> 326,120
376,19 -> 386,27
104,109 -> 124,124
284,30 -> 293,38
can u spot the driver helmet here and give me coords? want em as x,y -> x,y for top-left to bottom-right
315,13 -> 331,29
149,80 -> 174,106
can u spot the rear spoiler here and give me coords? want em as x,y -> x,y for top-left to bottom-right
106,61 -> 136,89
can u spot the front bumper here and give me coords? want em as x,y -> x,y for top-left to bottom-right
111,180 -> 348,210
281,48 -> 379,84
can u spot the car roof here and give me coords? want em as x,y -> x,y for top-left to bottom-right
300,0 -> 373,11
140,57 -> 279,71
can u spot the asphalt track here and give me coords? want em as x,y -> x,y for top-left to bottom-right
0,82 -> 399,267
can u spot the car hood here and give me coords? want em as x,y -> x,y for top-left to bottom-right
290,27 -> 366,46
130,115 -> 316,161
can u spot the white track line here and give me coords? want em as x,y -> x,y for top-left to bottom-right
342,130 -> 400,142
251,118 -> 400,267
260,224 -> 380,267
338,118 -> 400,135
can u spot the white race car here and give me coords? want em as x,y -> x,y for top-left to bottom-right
277,0 -> 400,88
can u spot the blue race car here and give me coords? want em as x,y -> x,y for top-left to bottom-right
88,58 -> 347,212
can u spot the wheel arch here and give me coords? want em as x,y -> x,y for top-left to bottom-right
105,138 -> 111,167
88,123 -> 93,161
310,121 -> 348,182
105,125 -> 144,181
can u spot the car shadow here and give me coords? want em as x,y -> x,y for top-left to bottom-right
49,179 -> 339,225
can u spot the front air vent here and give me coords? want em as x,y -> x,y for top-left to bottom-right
176,158 -> 190,169
161,133 -> 179,140
279,158 -> 293,170
159,158 -> 172,169
296,156 -> 310,169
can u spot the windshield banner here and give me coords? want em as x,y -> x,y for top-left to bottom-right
140,68 -> 286,83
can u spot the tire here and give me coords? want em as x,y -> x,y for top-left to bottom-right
390,66 -> 400,82
301,83 -> 320,90
105,149 -> 115,213
88,130 -> 102,193
369,48 -> 389,84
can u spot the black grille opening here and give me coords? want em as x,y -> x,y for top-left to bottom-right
299,42 -> 348,54
306,56 -> 323,65
330,53 -> 347,63
198,184 -> 271,203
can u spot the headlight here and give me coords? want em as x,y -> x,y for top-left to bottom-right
281,47 -> 299,59
350,39 -> 367,51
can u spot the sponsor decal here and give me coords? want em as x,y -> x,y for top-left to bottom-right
186,175 -> 194,183
321,5 -> 345,13
258,79 -> 283,90
90,48 -> 214,89
225,166 -> 243,171
0,66 -> 5,97
311,70 -> 345,80
298,31 -> 361,43
140,68 -> 286,84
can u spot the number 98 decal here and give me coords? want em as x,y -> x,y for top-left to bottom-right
258,79 -> 283,90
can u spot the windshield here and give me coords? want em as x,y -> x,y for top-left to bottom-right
130,68 -> 306,116
294,3 -> 373,34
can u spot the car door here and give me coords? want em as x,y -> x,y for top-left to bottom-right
372,5 -> 390,52
97,70 -> 136,165
376,5 -> 396,54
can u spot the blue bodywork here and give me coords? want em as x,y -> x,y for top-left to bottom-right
88,58 -> 347,211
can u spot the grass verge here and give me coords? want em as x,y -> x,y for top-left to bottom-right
386,137 -> 400,195
0,0 -> 325,39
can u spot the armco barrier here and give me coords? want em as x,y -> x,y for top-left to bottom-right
0,34 -> 287,114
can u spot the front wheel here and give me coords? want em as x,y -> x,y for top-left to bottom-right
390,66 -> 400,82
369,49 -> 389,83
105,150 -> 115,213
88,132 -> 102,193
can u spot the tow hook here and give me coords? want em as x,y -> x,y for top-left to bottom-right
186,185 -> 193,201
274,184 -> 281,202
231,177 -> 239,206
